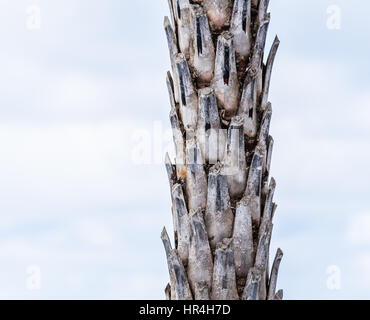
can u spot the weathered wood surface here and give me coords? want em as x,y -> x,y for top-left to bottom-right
205,162 -> 234,249
187,208 -> 213,299
162,0 -> 283,300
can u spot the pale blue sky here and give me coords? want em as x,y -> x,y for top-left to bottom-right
0,0 -> 369,299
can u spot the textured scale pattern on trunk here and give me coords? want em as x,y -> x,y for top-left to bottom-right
162,0 -> 283,300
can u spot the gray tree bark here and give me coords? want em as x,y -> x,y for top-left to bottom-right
162,0 -> 283,300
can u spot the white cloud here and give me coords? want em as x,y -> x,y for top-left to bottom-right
352,254 -> 370,289
75,219 -> 114,246
348,214 -> 370,246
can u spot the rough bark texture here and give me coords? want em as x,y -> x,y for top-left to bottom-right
162,0 -> 283,300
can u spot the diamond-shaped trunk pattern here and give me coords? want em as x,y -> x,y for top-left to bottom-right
162,0 -> 283,300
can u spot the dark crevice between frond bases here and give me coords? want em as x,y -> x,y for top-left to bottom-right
216,175 -> 222,213
249,106 -> 254,119
176,0 -> 181,20
223,45 -> 230,85
196,17 -> 203,55
204,95 -> 211,132
179,71 -> 187,106
251,4 -> 259,35
242,0 -> 248,32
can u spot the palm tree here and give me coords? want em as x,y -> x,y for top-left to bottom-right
161,0 -> 283,300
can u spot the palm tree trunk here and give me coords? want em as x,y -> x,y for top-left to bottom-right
162,0 -> 283,300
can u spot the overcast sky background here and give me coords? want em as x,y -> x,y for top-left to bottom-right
0,0 -> 369,299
